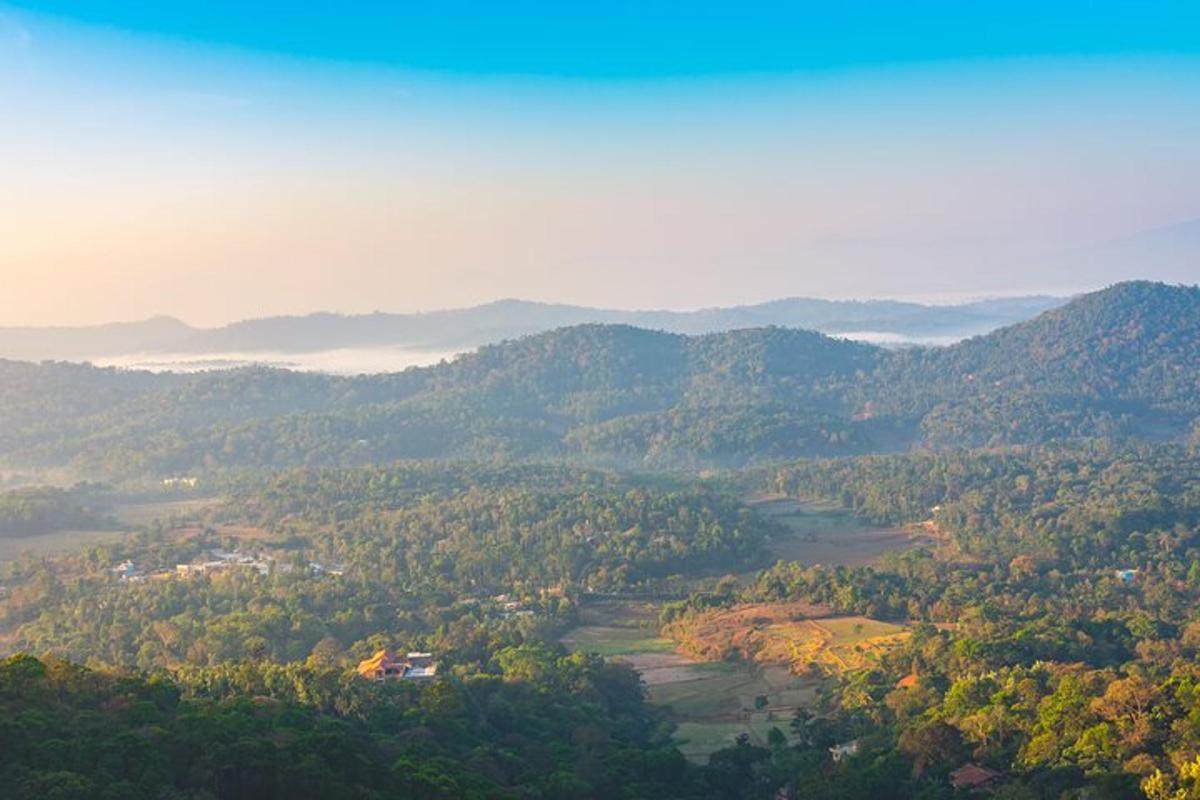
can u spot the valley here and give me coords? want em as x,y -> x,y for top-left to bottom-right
5,7 -> 1196,795
561,500 -> 915,761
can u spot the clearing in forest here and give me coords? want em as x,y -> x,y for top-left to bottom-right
562,600 -> 821,761
749,495 -> 921,567
667,601 -> 908,674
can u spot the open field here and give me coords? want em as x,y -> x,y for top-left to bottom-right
560,495 -> 917,763
670,601 -> 908,673
562,600 -> 821,762
0,528 -> 130,562
112,497 -> 221,527
561,600 -> 676,656
559,624 -> 676,658
0,496 -> 227,564
751,495 -> 924,567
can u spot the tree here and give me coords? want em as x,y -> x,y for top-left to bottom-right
898,721 -> 966,778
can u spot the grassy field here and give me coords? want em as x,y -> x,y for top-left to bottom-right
0,496 -> 225,564
750,495 -> 920,567
112,497 -> 220,527
560,495 -> 918,763
0,528 -> 130,562
562,600 -> 822,762
559,624 -> 676,657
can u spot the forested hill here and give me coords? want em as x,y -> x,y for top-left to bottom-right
0,281 -> 1196,478
873,281 -> 1200,446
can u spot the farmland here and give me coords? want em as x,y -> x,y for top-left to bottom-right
0,496 -> 225,564
751,495 -> 922,567
563,600 -> 822,761
0,527 -> 129,562
667,601 -> 909,674
559,499 -> 917,760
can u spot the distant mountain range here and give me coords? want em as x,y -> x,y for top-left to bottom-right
0,295 -> 1067,363
0,281 -> 1196,478
1063,218 -> 1200,285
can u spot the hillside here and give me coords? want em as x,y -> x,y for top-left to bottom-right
0,282 -> 1194,478
877,281 -> 1200,445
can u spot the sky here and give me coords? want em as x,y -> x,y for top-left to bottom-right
2,1 -> 1199,326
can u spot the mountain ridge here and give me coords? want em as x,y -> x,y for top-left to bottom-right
0,294 -> 1066,362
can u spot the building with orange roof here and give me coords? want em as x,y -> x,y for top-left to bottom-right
356,650 -> 438,681
949,763 -> 1001,792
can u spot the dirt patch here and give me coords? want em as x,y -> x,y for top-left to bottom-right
668,601 -> 907,674
0,528 -> 129,563
212,525 -> 275,541
169,523 -> 275,543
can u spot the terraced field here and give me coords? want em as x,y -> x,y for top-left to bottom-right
668,601 -> 908,673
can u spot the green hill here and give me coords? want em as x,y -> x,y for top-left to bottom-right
0,282 -> 1196,477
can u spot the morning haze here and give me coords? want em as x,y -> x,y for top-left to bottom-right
4,4 -> 1200,799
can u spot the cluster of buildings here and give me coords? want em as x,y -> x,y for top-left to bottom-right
161,476 -> 199,489
110,550 -> 346,583
492,593 -> 534,619
356,650 -> 438,681
308,560 -> 345,577
176,549 -> 271,577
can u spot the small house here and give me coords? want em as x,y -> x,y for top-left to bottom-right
829,739 -> 859,763
949,763 -> 1001,792
357,650 -> 438,681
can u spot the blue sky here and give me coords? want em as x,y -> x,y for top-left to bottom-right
1,2 -> 1199,324
11,1 -> 1200,76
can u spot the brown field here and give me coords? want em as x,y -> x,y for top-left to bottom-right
669,601 -> 908,674
210,524 -> 275,541
751,495 -> 922,567
170,523 -> 274,542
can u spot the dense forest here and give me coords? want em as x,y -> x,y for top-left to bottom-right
0,649 -> 710,800
4,464 -> 772,669
0,282 -> 1195,479
769,442 -> 1200,564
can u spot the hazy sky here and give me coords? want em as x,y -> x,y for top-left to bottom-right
2,2 -> 1199,325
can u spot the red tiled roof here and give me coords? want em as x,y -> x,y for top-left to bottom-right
950,763 -> 1001,790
